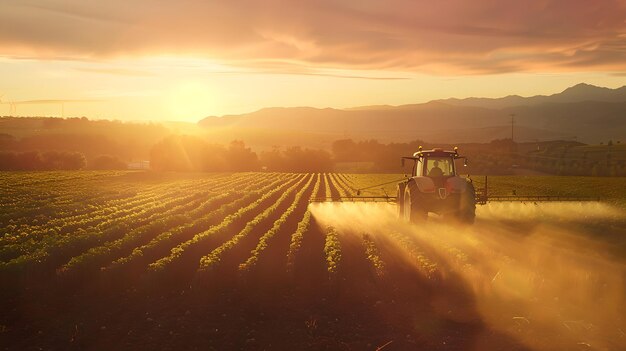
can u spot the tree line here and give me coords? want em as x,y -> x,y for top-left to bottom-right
150,135 -> 332,172
0,151 -> 86,170
1,130 -> 623,176
332,138 -> 626,176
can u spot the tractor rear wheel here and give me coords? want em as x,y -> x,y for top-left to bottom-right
403,182 -> 427,223
458,183 -> 476,224
396,182 -> 406,219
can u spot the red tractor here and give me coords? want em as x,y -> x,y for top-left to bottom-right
397,147 -> 475,223
309,146 -> 597,221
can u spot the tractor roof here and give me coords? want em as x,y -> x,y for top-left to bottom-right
412,147 -> 458,158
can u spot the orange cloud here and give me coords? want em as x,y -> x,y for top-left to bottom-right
73,67 -> 155,77
0,0 -> 624,74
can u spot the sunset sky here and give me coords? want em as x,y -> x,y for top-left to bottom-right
0,0 -> 625,122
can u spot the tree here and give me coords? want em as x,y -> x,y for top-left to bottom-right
150,135 -> 205,171
0,152 -> 19,170
40,151 -> 85,170
332,139 -> 358,162
62,152 -> 86,170
92,155 -> 127,170
0,151 -> 84,170
227,140 -> 259,171
150,135 -> 259,172
17,151 -> 43,170
259,147 -> 285,171
260,147 -> 333,172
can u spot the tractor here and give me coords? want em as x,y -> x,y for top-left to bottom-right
309,146 -> 598,223
397,147 -> 475,223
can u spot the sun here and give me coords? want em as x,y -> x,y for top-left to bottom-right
166,80 -> 215,121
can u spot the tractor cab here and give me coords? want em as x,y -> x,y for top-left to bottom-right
403,147 -> 466,185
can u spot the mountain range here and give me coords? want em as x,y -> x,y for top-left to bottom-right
199,83 -> 626,147
437,83 -> 626,109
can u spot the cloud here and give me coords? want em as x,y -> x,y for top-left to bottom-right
213,60 -> 410,79
73,67 -> 155,77
0,0 -> 624,74
5,99 -> 103,105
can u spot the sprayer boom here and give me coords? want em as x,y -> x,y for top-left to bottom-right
310,196 -> 396,203
310,194 -> 598,204
311,175 -> 598,205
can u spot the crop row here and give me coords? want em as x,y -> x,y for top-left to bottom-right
347,174 -> 405,197
107,174 -> 293,271
2,172 -> 428,282
0,176 -> 219,245
285,173 -> 322,272
1,173 -> 244,235
323,226 -> 342,278
362,234 -> 385,277
238,174 -> 317,273
386,231 -> 439,279
0,171 -> 198,225
42,173 -> 238,226
328,174 -> 349,197
0,181 -> 132,227
0,185 -> 197,248
333,173 -> 356,195
3,190 -> 211,261
197,175 -> 310,272
0,170 -> 125,188
59,191 -> 250,274
323,173 -> 332,198
148,174 -> 304,271
0,189 -> 213,272
2,172 -> 263,255
1,174 -> 272,268
417,232 -> 470,271
1,182 -> 213,259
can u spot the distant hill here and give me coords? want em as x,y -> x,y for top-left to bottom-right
199,83 -> 626,146
437,83 -> 626,109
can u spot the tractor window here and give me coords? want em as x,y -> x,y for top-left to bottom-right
425,157 -> 453,177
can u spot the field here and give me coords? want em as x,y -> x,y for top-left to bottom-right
1,172 -> 626,350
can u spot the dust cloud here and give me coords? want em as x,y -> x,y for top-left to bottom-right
310,201 -> 626,351
479,201 -> 624,222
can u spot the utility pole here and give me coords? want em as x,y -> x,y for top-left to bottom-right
510,113 -> 516,142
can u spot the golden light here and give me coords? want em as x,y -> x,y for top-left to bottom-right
166,80 -> 215,120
